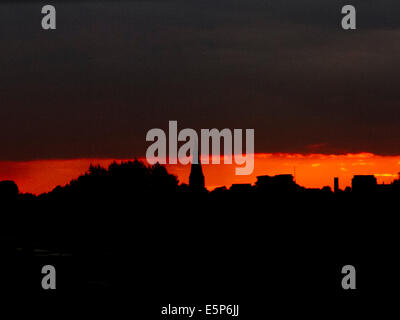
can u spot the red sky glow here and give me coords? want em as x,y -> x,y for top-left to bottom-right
1,153 -> 400,194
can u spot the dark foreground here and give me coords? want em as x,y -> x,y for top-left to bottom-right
1,191 -> 398,317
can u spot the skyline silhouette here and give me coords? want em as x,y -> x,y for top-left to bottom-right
1,152 -> 400,195
2,158 -> 400,200
3,151 -> 399,300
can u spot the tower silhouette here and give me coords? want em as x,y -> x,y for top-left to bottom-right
189,147 -> 205,192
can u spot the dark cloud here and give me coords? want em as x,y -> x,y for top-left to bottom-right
1,1 -> 400,160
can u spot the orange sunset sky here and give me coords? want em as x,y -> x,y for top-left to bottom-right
1,153 -> 399,195
2,2 -> 400,196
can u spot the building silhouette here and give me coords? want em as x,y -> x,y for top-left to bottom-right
189,149 -> 205,192
352,175 -> 377,193
334,177 -> 339,193
255,174 -> 298,193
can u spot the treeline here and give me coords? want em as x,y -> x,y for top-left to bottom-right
2,159 -> 191,201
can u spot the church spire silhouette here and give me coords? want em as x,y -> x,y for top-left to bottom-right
189,144 -> 205,192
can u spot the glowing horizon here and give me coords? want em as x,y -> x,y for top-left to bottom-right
1,153 -> 399,195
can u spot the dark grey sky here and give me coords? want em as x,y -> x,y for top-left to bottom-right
1,0 -> 400,161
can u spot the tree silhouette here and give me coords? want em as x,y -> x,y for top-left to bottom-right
39,159 -> 180,200
0,180 -> 19,200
